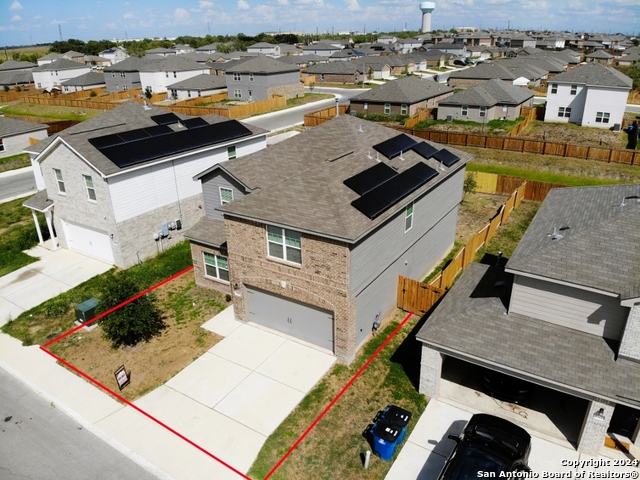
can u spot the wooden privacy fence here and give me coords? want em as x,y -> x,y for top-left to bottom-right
397,180 -> 527,314
4,115 -> 82,135
404,108 -> 436,129
167,95 -> 285,119
507,106 -> 537,137
303,104 -> 350,126
391,125 -> 640,166
471,172 -> 567,202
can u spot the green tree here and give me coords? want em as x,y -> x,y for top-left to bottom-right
99,273 -> 166,348
144,86 -> 153,99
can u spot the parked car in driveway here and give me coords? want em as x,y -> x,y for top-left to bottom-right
438,413 -> 532,479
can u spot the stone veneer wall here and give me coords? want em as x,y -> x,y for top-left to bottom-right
419,345 -> 443,398
576,400 -> 615,456
225,217 -> 357,362
190,241 -> 232,295
267,83 -> 304,100
619,305 -> 640,362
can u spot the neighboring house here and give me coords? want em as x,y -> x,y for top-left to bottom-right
172,44 -> 194,54
424,43 -> 467,57
139,57 -> 210,95
417,184 -> 640,456
377,35 -> 398,45
37,52 -> 62,66
350,76 -> 454,116
146,48 -> 177,57
585,50 -> 615,66
0,60 -> 35,90
618,53 -> 640,67
355,43 -> 394,56
60,72 -> 106,92
0,117 -> 48,159
103,55 -> 160,93
448,61 -> 547,88
393,38 -> 424,54
195,43 -> 223,54
209,58 -> 251,76
85,55 -> 111,68
247,43 -> 281,57
302,61 -> 363,84
99,46 -> 128,65
224,56 -> 303,101
185,114 -> 472,362
404,50 -> 448,69
277,54 -> 327,68
23,102 -> 268,267
544,62 -> 632,128
508,34 -> 537,49
32,58 -> 91,91
437,78 -> 534,122
329,49 -> 363,62
62,50 -> 86,63
167,73 -> 226,100
302,42 -> 342,57
278,44 -> 302,56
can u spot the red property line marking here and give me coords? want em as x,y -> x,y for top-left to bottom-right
43,266 -> 194,348
263,310 -> 415,480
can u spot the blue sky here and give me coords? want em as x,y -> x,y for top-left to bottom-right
1,0 -> 639,47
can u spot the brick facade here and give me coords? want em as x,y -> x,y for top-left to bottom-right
189,241 -> 232,295
267,83 -> 304,100
577,400 -> 615,455
619,306 -> 640,362
419,345 -> 443,398
224,217 -> 358,362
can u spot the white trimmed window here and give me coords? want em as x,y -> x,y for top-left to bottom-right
227,145 -> 237,160
461,105 -> 468,116
384,103 -> 391,114
550,83 -> 557,94
404,202 -> 414,233
267,225 -> 301,264
233,73 -> 241,81
83,175 -> 96,201
570,84 -> 577,95
203,253 -> 230,282
234,89 -> 242,98
558,106 -> 571,118
220,187 -> 233,205
479,106 -> 486,117
0,139 -> 3,152
249,73 -> 254,81
401,104 -> 408,115
54,168 -> 66,194
363,102 -> 368,110
595,112 -> 610,123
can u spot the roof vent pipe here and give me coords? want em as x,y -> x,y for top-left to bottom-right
335,98 -> 339,118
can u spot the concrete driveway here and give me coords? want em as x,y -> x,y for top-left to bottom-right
0,243 -> 113,325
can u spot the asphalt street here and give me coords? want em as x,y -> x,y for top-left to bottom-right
0,368 -> 159,480
0,167 -> 36,203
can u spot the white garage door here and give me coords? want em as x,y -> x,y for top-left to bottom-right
62,220 -> 114,264
245,286 -> 334,352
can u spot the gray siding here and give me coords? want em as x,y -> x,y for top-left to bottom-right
510,275 -> 628,340
104,71 -> 141,93
226,71 -> 300,101
201,171 -> 246,221
350,168 -> 465,298
354,208 -> 458,347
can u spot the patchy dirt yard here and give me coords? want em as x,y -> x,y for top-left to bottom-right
48,271 -> 229,401
456,192 -> 508,245
520,120 -> 629,148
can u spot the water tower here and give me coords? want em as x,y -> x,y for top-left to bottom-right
420,2 -> 435,33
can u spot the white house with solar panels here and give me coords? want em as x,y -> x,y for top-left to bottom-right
23,102 -> 268,268
185,114 -> 472,362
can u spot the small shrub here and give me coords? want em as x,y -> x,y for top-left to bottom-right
225,294 -> 232,303
89,90 -> 97,97
464,172 -> 478,195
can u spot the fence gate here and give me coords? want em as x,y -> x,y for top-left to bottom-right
397,276 -> 444,314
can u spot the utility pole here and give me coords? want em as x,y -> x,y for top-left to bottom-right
58,24 -> 63,41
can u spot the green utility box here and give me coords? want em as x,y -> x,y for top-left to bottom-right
75,297 -> 100,323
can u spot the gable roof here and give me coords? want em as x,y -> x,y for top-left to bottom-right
166,73 -> 226,90
448,61 -> 546,81
506,184 -> 640,301
225,56 -> 298,74
103,55 -> 161,72
208,114 -> 471,243
585,50 -> 614,59
60,71 -> 106,87
550,62 -> 632,88
138,56 -> 206,72
304,61 -> 361,75
439,78 -> 534,107
33,58 -> 90,72
0,116 -> 48,138
0,60 -> 36,71
350,76 -> 453,104
38,53 -> 62,61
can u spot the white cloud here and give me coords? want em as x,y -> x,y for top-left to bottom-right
105,22 -> 117,29
33,15 -> 41,19
50,19 -> 67,25
345,0 -> 360,11
11,14 -> 21,21
124,12 -> 135,19
173,7 -> 190,20
276,0 -> 289,5
10,1 -> 23,11
238,0 -> 250,9
199,0 -> 214,7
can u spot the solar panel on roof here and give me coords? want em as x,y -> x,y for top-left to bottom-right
432,149 -> 461,167
150,112 -> 181,125
411,141 -> 439,160
88,133 -> 127,149
181,117 -> 209,129
343,162 -> 398,195
372,134 -> 418,159
117,129 -> 151,142
143,125 -> 173,137
98,120 -> 253,169
351,162 -> 438,220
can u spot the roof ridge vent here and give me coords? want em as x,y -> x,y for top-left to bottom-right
326,150 -> 354,162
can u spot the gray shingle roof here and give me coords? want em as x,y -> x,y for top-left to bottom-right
0,71 -> 33,86
0,60 -> 36,71
506,184 -> 640,301
225,56 -> 299,74
550,62 -> 632,88
103,55 -> 161,72
439,78 -> 534,107
33,58 -> 89,72
166,73 -> 226,90
184,217 -> 227,248
38,53 -> 62,61
0,116 -> 48,138
448,61 -> 546,81
304,62 -> 361,75
350,76 -> 453,104
29,102 -> 267,177
138,56 -> 206,72
277,54 -> 326,65
60,72 -> 106,87
416,262 -> 640,408
213,114 -> 471,242
585,50 -> 614,59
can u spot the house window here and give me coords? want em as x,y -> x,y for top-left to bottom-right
203,252 -> 230,282
234,89 -> 242,98
173,71 -> 177,78
595,112 -> 610,123
54,168 -> 66,194
187,90 -> 191,98
219,187 -> 233,205
249,73 -> 254,81
83,175 -> 97,201
123,85 -> 128,91
267,225 -> 301,264
461,105 -> 468,116
404,202 -> 414,233
120,72 -> 125,78
363,102 -> 368,110
570,84 -> 577,95
37,83 -> 41,88
227,145 -> 237,160
112,73 -> 115,78
550,83 -> 557,94
479,106 -> 487,117
558,107 -> 571,118
0,139 -> 4,152
384,103 -> 391,114
401,104 -> 408,115
233,73 -> 241,81
165,72 -> 169,78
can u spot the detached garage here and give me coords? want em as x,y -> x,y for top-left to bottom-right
245,286 -> 334,352
61,220 -> 114,264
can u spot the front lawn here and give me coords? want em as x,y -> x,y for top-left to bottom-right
0,152 -> 31,173
0,101 -> 103,121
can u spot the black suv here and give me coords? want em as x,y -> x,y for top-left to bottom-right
438,414 -> 532,479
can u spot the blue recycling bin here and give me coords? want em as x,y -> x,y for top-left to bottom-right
371,419 -> 402,461
381,405 -> 412,444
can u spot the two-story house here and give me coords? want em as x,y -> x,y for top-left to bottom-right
224,56 -> 303,101
99,46 -> 129,65
247,43 -> 281,57
417,184 -> 640,456
139,57 -> 210,96
185,114 -> 472,362
544,62 -> 632,128
31,58 -> 91,91
23,102 -> 268,268
103,56 -> 159,93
